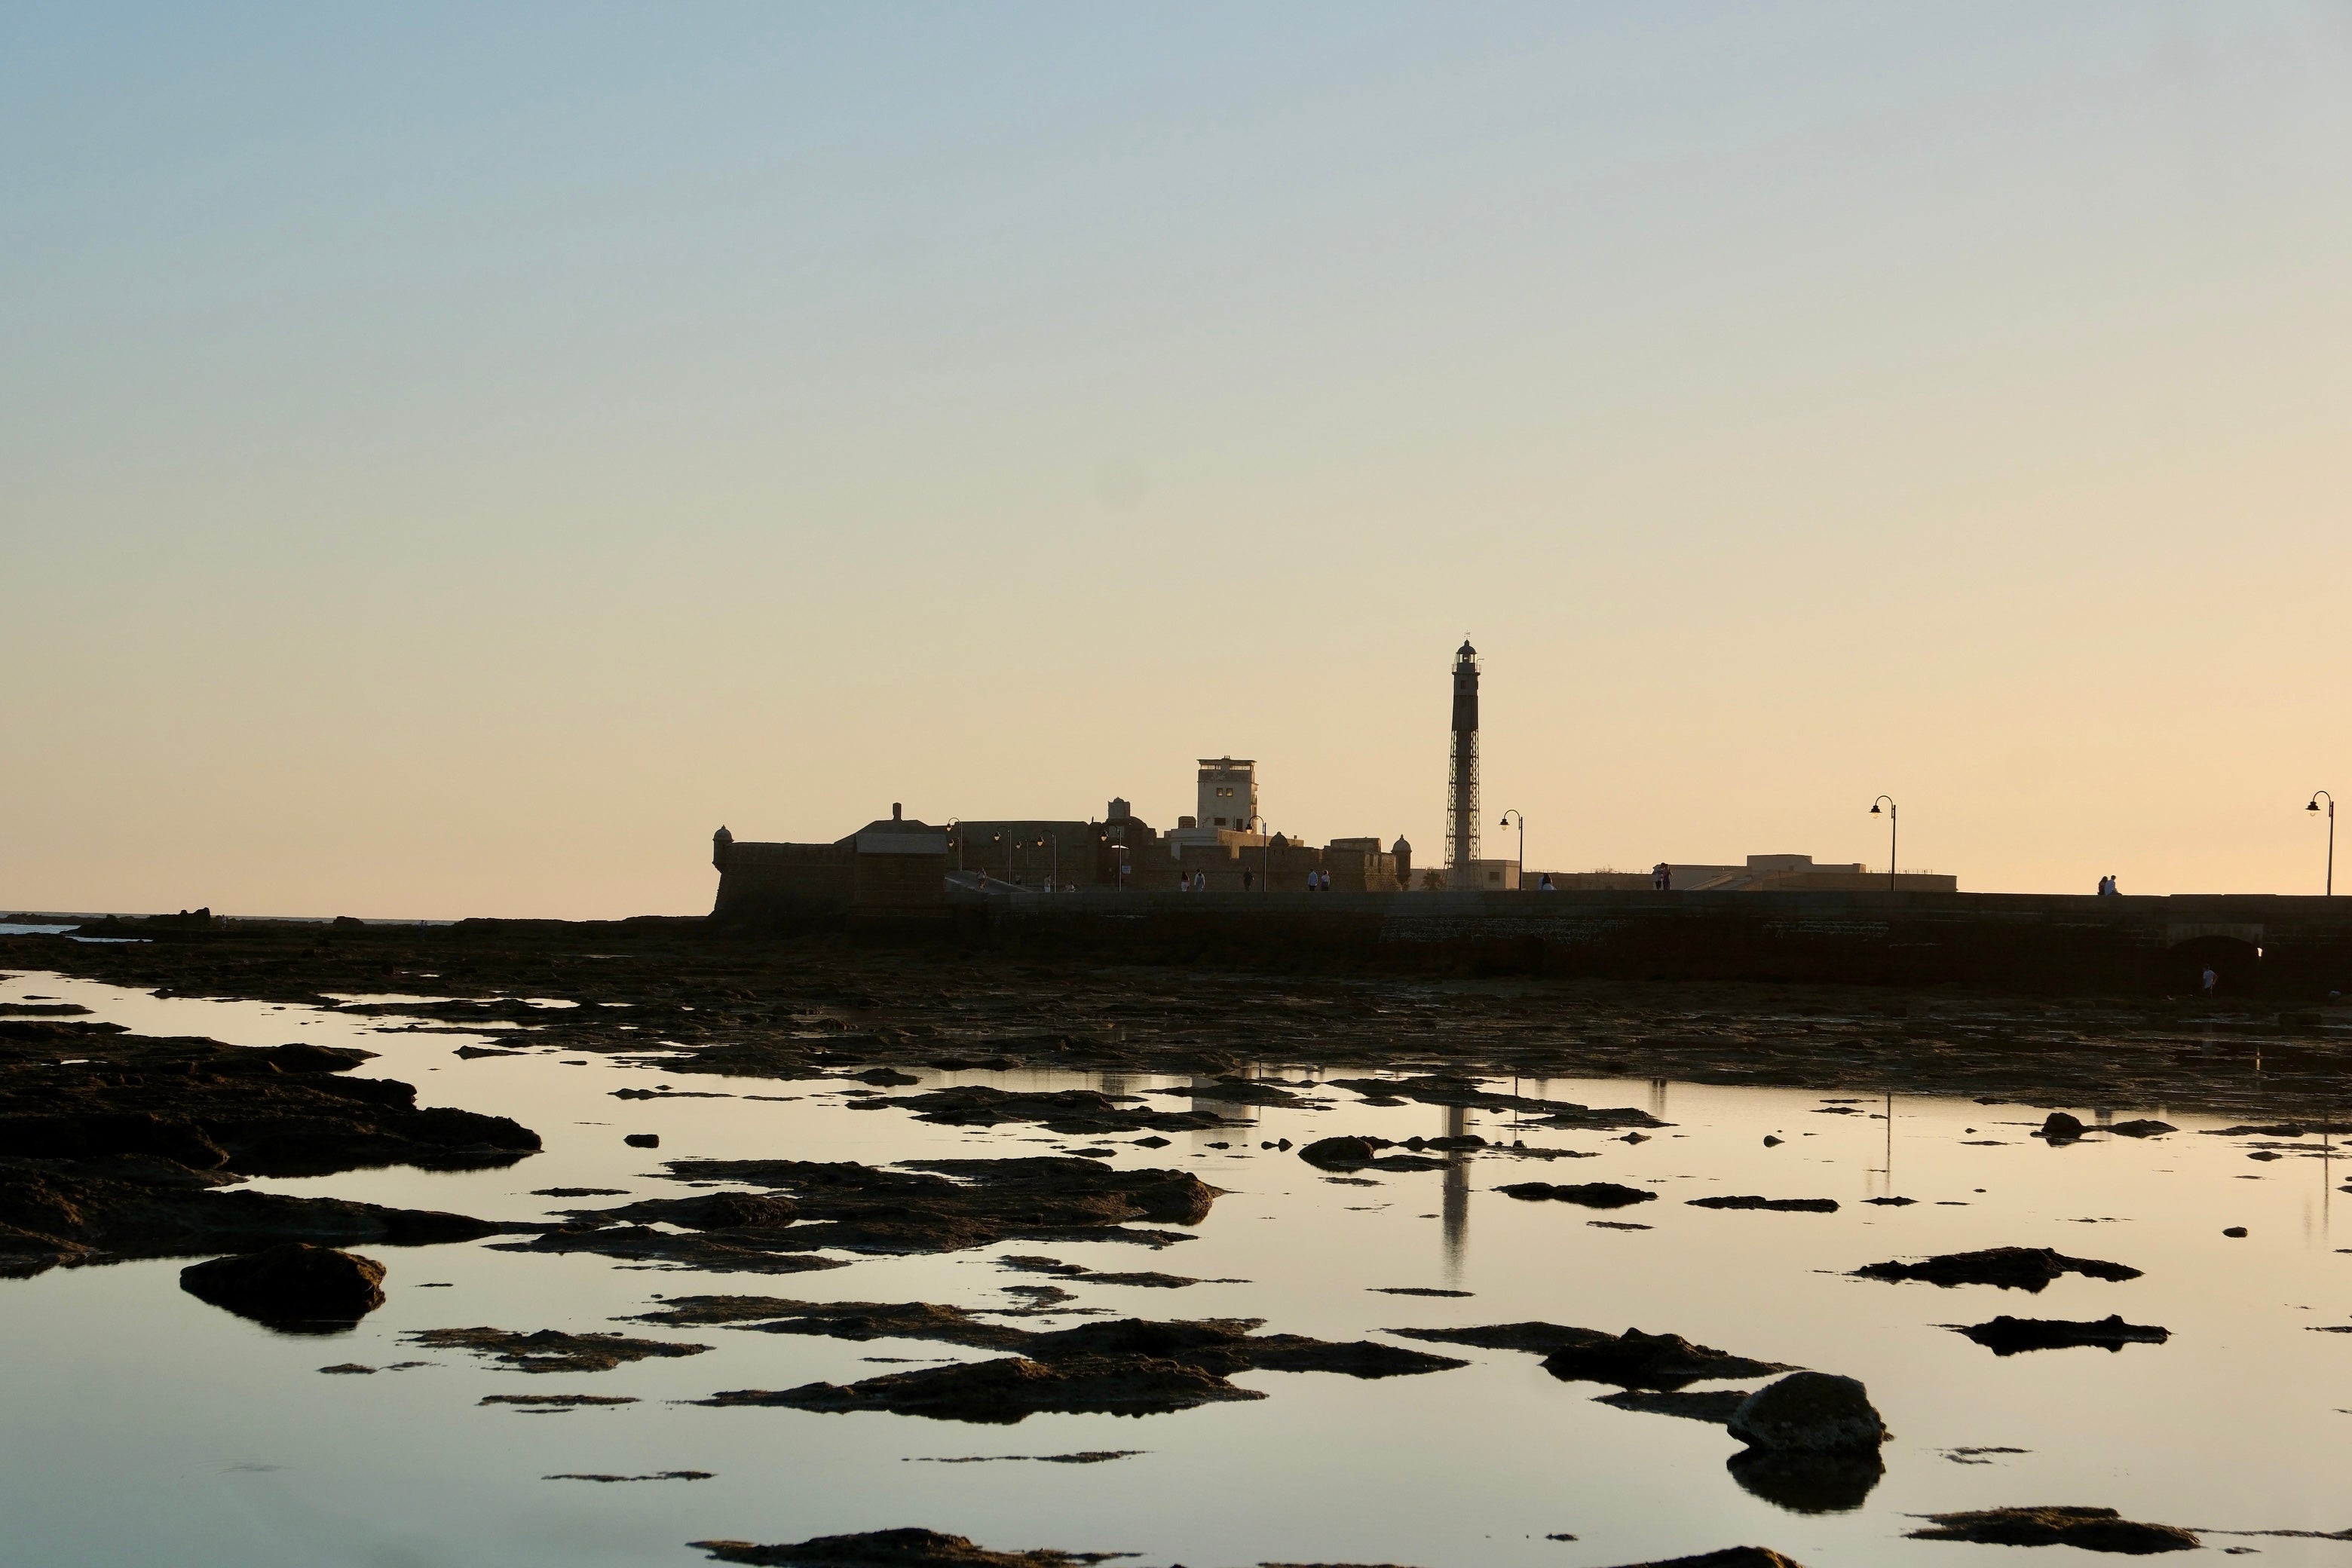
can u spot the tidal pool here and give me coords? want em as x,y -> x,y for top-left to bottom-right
3,967 -> 2348,1567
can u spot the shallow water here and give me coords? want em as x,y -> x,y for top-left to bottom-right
4,966 -> 2350,1567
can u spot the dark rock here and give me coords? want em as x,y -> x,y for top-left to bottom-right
1392,1322 -> 1792,1388
480,1393 -> 639,1407
640,1296 -> 1459,1381
1854,1247 -> 2141,1291
1957,1315 -> 2170,1355
1726,1372 -> 1888,1452
1370,1287 -> 1474,1297
625,1133 -> 660,1148
2038,1112 -> 2087,1141
0,1162 -> 514,1277
179,1242 -> 386,1331
0,1034 -> 534,1178
2222,1226 -> 2247,1238
1497,1182 -> 1657,1209
405,1326 -> 710,1372
1906,1507 -> 2198,1553
885,1086 -> 1221,1135
847,1068 -> 921,1086
2106,1120 -> 2175,1138
1298,1137 -> 1380,1168
1155,1078 -> 1300,1105
573,1191 -> 797,1230
1687,1196 -> 1839,1213
699,1353 -> 1266,1423
524,1156 -> 1219,1268
1594,1552 -> 1807,1568
1326,1075 -> 1664,1128
692,1527 -> 1131,1566
507,1226 -> 851,1273
1551,1329 -> 1796,1390
1761,1136 -> 1782,1147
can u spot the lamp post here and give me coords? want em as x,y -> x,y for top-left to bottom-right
2311,792 -> 2335,897
1038,831 -> 1059,890
1870,796 -> 1897,893
1498,810 -> 1525,886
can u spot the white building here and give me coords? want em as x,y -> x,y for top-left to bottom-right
1167,757 -> 1266,852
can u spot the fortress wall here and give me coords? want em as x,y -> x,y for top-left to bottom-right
980,889 -> 2352,998
712,841 -> 854,921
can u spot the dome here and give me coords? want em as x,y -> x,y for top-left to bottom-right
1392,836 -> 1411,856
1456,639 -> 1476,659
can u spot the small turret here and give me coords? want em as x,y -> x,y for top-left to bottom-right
712,825 -> 733,870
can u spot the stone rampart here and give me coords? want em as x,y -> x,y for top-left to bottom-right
975,888 -> 2352,999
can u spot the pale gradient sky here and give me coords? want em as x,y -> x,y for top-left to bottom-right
5,4 -> 2350,919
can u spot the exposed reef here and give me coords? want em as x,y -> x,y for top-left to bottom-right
406,1326 -> 711,1373
1956,1315 -> 2170,1355
179,1243 -> 386,1331
1854,1248 -> 2142,1291
1388,1323 -> 1792,1389
1906,1507 -> 2199,1553
693,1528 -> 1133,1567
0,1023 -> 534,1277
507,1156 -> 1217,1268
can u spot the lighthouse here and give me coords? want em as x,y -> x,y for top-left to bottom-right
1447,639 -> 1480,876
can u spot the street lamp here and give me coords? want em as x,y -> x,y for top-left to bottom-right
1869,796 -> 1897,893
1498,810 -> 1525,885
2311,792 -> 2335,897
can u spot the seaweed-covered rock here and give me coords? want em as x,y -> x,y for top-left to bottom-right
1497,1182 -> 1656,1209
519,1155 -> 1220,1267
406,1326 -> 710,1373
693,1527 -> 1130,1567
1956,1315 -> 2169,1356
1392,1323 -> 1791,1389
1853,1247 -> 2140,1291
1297,1137 -> 1379,1168
1906,1506 -> 2197,1553
1726,1373 -> 1888,1453
700,1353 -> 1264,1423
179,1243 -> 385,1330
1600,1549 -> 1808,1567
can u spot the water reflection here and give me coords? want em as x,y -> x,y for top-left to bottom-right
1726,1447 -> 1884,1514
1441,1105 -> 1471,1282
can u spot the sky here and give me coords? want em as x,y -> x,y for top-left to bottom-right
5,3 -> 2350,918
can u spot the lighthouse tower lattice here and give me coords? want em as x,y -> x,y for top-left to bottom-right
1447,639 -> 1480,875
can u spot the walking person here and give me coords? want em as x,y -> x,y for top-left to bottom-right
2201,965 -> 2219,998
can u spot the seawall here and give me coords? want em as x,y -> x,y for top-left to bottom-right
964,887 -> 2352,998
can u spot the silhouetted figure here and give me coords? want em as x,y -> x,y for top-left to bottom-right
1538,873 -> 1556,892
1653,862 -> 1672,891
1242,868 -> 1253,891
2201,966 -> 2219,997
